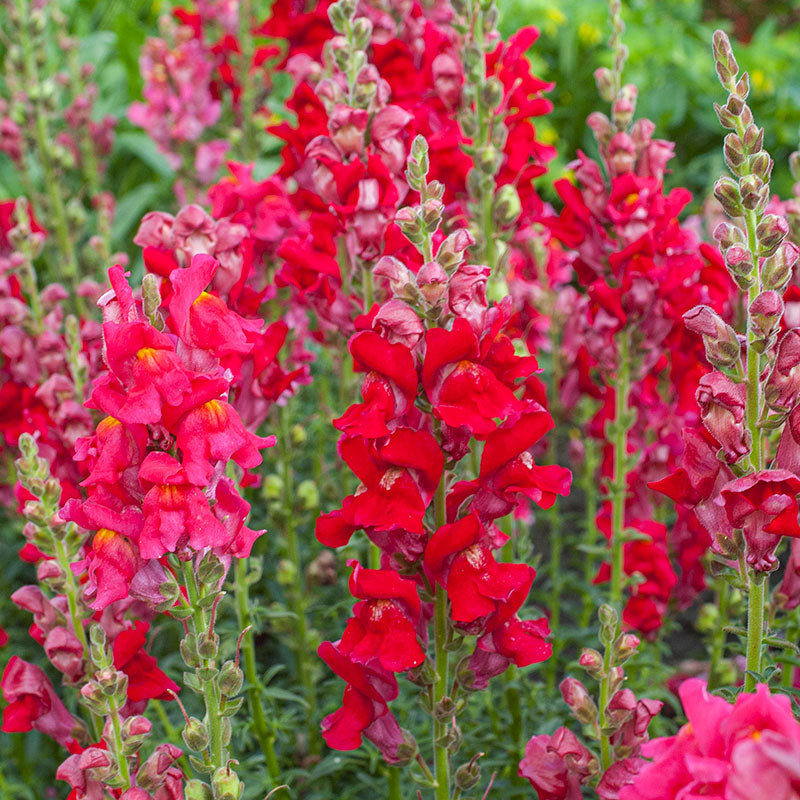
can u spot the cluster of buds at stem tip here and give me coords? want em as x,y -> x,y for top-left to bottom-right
324,0 -> 376,108
712,30 -> 798,293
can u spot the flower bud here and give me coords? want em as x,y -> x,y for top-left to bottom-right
749,151 -> 773,183
211,765 -> 242,800
394,730 -> 419,766
196,552 -> 225,587
185,780 -> 213,800
492,183 -> 521,226
723,133 -> 746,172
724,244 -> 753,278
594,67 -> 615,102
713,177 -> 742,217
579,648 -> 605,679
742,123 -> 764,155
296,479 -> 319,511
122,715 -> 152,754
790,151 -> 800,183
416,261 -> 449,307
757,214 -> 788,257
276,558 -> 297,587
481,76 -> 504,109
261,474 -> 283,501
739,174 -> 767,212
436,229 -> 475,272
560,677 -> 598,725
683,305 -> 741,369
762,242 -> 799,292
714,101 -> 737,130
408,658 -> 438,687
218,661 -> 244,697
197,631 -> 219,660
749,290 -> 783,343
182,717 -> 209,751
455,758 -> 482,790
612,633 -> 640,665
712,30 -> 738,89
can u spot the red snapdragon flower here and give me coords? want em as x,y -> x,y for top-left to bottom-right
339,561 -> 424,672
1,656 -> 80,746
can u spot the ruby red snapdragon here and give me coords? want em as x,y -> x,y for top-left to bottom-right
315,136 -> 571,790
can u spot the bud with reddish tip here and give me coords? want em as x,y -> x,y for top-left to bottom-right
756,214 -> 788,257
749,290 -> 783,347
560,677 -> 598,725
579,648 -> 604,679
714,177 -> 743,217
683,305 -> 741,370
762,241 -> 799,292
765,329 -> 800,412
612,633 -> 640,664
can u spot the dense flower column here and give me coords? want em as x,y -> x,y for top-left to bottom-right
132,185 -> 313,766
315,136 -> 571,799
60,264 -> 274,797
652,32 -> 800,694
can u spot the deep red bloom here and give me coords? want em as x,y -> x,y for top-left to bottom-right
317,640 -> 406,763
423,317 -> 524,436
112,620 -> 179,702
95,320 -> 193,424
425,513 -> 533,626
1,656 -> 79,746
138,451 -> 227,559
339,561 -> 424,672
316,428 -> 443,547
719,470 -> 800,571
167,253 -> 254,357
334,331 -> 419,438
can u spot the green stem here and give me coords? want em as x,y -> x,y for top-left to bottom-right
183,564 -> 226,769
234,558 -> 281,782
387,767 -> 401,800
108,695 -> 131,789
280,404 -> 316,748
610,330 -> 631,613
432,475 -> 450,800
707,578 -> 730,690
744,573 -> 766,691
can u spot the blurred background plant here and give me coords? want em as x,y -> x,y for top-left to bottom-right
501,0 -> 800,212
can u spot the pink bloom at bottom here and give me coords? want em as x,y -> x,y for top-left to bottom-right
620,679 -> 800,799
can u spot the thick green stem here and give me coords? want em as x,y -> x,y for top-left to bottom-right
387,767 -> 401,800
234,558 -> 281,781
707,578 -> 730,690
432,475 -> 450,800
610,331 -> 631,613
183,565 -> 226,769
108,696 -> 131,789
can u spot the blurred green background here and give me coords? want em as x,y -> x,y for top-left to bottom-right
500,0 -> 800,208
